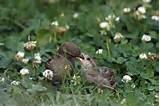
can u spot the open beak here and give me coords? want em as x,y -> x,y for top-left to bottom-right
78,54 -> 84,59
77,54 -> 84,62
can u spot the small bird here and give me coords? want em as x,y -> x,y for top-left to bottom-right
46,42 -> 84,86
78,53 -> 116,90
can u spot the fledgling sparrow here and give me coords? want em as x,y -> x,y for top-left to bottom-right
78,53 -> 116,90
46,42 -> 84,86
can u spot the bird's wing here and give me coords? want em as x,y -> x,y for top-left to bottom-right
46,56 -> 72,78
99,67 -> 116,88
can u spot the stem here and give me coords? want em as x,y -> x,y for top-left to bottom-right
103,84 -> 115,90
53,31 -> 57,43
106,38 -> 111,57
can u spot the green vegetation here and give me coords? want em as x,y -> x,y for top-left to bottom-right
0,0 -> 158,106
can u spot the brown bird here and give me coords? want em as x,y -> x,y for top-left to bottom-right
46,42 -> 84,85
78,53 -> 116,90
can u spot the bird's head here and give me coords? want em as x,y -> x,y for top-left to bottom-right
58,42 -> 84,59
78,53 -> 96,71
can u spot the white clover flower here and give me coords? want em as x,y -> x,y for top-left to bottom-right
123,8 -> 131,13
122,75 -> 132,83
51,21 -> 59,26
20,68 -> 30,75
141,34 -> 151,42
96,49 -> 103,54
139,53 -> 148,59
114,32 -> 124,42
73,13 -> 79,18
115,17 -> 120,22
105,14 -> 115,21
137,6 -> 146,14
43,69 -> 53,80
134,11 -> 146,20
134,6 -> 146,20
15,51 -> 25,60
151,16 -> 159,21
22,58 -> 29,64
34,53 -> 42,64
99,21 -> 110,30
24,41 -> 37,51
143,0 -> 151,3
11,81 -> 20,86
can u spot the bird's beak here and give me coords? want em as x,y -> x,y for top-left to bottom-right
78,54 -> 84,59
77,54 -> 84,62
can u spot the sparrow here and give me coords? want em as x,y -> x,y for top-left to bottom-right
78,53 -> 116,90
46,42 -> 84,86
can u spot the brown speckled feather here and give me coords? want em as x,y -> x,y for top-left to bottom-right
46,55 -> 72,78
78,53 -> 116,90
